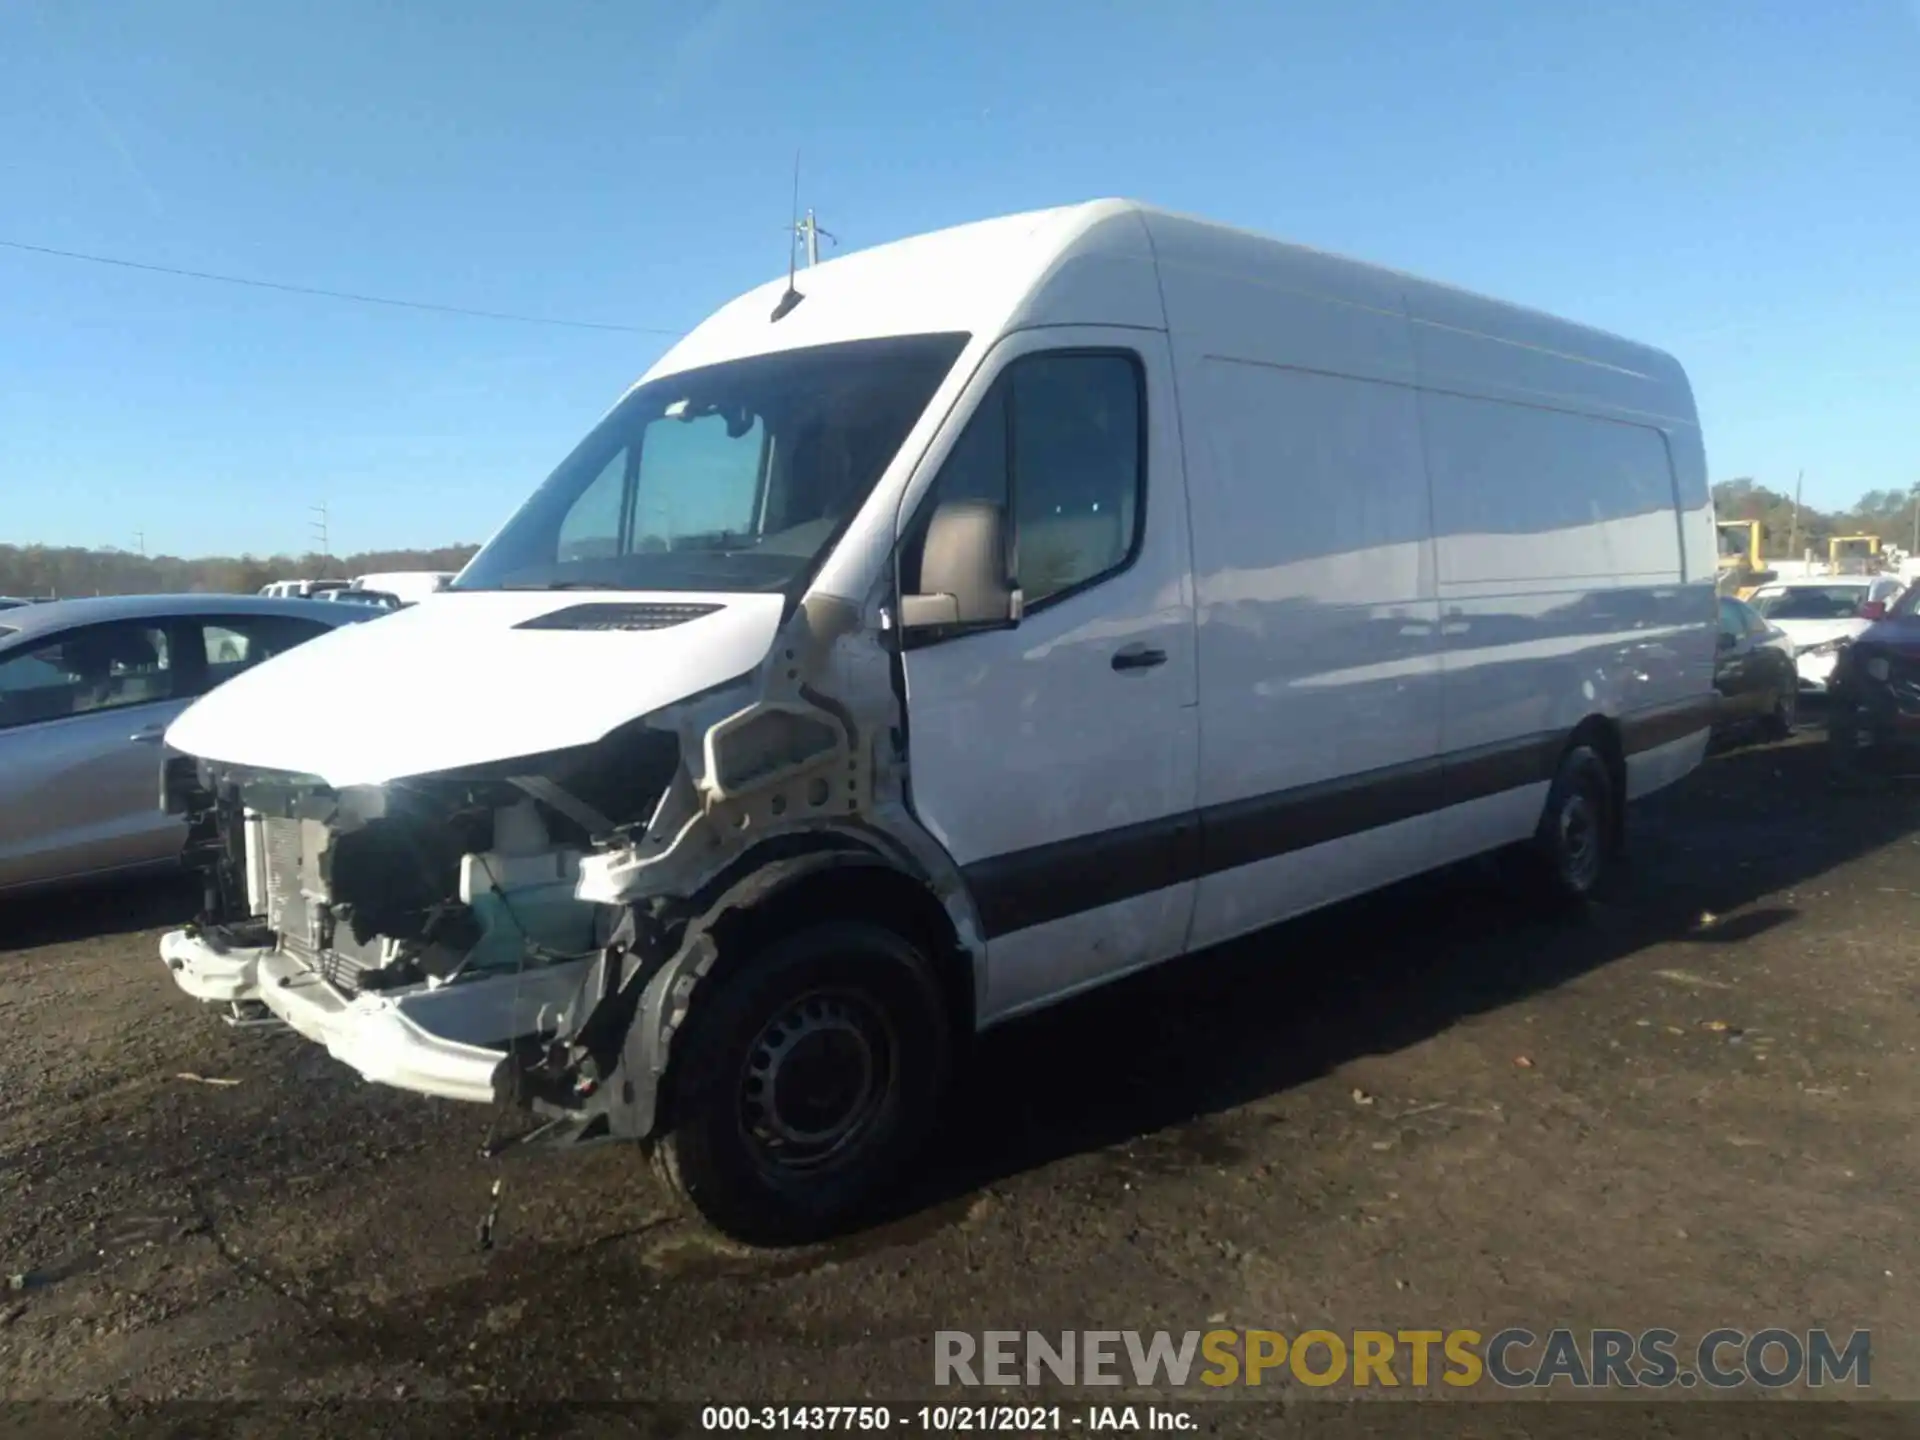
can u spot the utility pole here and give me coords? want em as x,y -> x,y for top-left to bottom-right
1909,482 -> 1918,557
793,208 -> 836,268
1785,469 -> 1804,566
308,503 -> 330,577
134,531 -> 145,558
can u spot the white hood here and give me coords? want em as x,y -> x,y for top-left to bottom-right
1773,616 -> 1869,652
166,590 -> 785,787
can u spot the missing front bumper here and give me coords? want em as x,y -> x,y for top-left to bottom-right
159,928 -> 595,1105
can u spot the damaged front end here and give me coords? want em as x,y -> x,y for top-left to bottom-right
160,718 -> 681,1103
161,595 -> 980,1143
482,594 -> 975,1153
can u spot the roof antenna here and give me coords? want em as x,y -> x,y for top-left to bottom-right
770,150 -> 805,323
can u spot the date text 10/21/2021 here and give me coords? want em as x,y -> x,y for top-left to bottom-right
701,1405 -> 1194,1431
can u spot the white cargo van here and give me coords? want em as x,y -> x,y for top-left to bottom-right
159,201 -> 1715,1242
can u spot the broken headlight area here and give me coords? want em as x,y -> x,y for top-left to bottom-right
165,723 -> 680,1032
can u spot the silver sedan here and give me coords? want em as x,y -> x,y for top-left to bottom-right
0,594 -> 376,897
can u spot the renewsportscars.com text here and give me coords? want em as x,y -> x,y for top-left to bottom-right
934,1327 -> 1871,1390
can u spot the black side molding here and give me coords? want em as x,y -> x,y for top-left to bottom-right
960,704 -> 1712,941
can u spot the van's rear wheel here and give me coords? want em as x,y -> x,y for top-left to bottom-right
1530,743 -> 1615,904
651,921 -> 950,1246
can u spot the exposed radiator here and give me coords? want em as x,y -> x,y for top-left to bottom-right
260,816 -> 384,995
261,817 -> 308,944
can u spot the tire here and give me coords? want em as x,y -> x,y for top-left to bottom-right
650,921 -> 951,1246
1762,686 -> 1798,741
1528,743 -> 1616,905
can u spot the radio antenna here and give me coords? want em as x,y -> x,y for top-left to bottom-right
770,150 -> 805,323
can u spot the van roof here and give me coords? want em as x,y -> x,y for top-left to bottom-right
640,199 -> 1687,422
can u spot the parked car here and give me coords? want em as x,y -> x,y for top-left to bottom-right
1712,595 -> 1798,740
0,598 -> 31,612
156,199 -> 1715,1244
315,588 -> 402,611
350,571 -> 456,604
1827,580 -> 1920,776
258,579 -> 352,599
1746,575 -> 1907,694
0,595 -> 376,897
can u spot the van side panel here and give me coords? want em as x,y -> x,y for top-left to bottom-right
1149,238 -> 1445,952
1667,418 -> 1717,588
1416,392 -> 1702,860
1638,416 -> 1718,799
1403,281 -> 1693,427
1405,290 -> 1714,862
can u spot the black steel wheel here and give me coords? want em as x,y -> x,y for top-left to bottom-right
1531,742 -> 1616,904
651,921 -> 950,1246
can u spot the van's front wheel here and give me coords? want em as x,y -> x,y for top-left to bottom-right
650,921 -> 951,1246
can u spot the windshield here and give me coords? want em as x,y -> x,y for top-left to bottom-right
1750,585 -> 1868,621
1890,585 -> 1920,619
455,333 -> 969,595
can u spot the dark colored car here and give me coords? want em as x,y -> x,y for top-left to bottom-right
1712,595 -> 1798,741
1827,580 -> 1920,776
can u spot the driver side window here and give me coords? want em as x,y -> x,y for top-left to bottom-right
909,350 -> 1145,610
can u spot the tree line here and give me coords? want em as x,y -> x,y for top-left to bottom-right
0,544 -> 480,601
1712,479 -> 1920,558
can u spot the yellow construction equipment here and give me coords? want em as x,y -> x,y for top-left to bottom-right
1715,519 -> 1775,598
1828,535 -> 1882,575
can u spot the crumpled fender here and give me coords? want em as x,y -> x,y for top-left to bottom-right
497,843 -> 921,1141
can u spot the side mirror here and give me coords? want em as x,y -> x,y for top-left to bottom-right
1859,600 -> 1888,621
900,500 -> 1021,637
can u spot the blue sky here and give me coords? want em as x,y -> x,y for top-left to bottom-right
2,0 -> 1916,558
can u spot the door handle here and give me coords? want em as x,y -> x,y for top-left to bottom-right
1111,645 -> 1168,672
130,726 -> 165,744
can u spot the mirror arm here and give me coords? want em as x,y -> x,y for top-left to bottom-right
898,613 -> 1021,651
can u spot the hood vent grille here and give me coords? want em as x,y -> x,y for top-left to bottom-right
514,602 -> 723,633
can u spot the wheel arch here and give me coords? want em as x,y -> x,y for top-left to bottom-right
691,845 -> 977,1042
620,839 -> 977,1144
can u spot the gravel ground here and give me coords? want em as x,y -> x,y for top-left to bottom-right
1,723 -> 1916,1426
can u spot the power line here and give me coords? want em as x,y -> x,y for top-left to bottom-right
0,237 -> 683,335
310,503 -> 331,576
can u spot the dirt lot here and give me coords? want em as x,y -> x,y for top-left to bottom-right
1,723 -> 1917,1423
